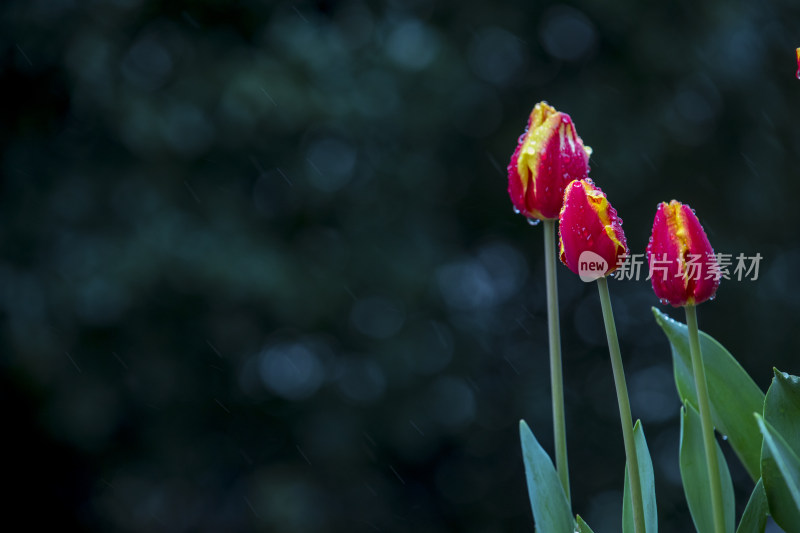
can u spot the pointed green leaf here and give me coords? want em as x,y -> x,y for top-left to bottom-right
576,515 -> 596,533
519,420 -> 573,533
680,403 -> 735,533
653,307 -> 765,480
735,478 -> 767,533
764,369 -> 800,455
622,420 -> 658,533
757,414 -> 800,533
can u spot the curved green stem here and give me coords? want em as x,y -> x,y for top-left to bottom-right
543,219 -> 570,505
685,304 -> 725,533
597,277 -> 645,533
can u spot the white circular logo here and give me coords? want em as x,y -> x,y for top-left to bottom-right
578,250 -> 608,282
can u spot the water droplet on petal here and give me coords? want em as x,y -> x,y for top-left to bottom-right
512,206 -> 520,214
585,177 -> 593,184
708,294 -> 716,301
659,298 -> 670,305
527,218 -> 541,226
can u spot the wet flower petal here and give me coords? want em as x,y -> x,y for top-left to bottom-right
646,200 -> 719,307
507,102 -> 591,220
558,179 -> 627,279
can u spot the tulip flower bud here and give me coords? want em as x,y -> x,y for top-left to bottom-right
796,47 -> 800,78
558,179 -> 628,281
507,102 -> 592,221
646,200 -> 720,307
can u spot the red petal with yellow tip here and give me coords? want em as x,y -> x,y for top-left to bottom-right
646,201 -> 720,307
558,179 -> 628,278
507,102 -> 591,221
796,47 -> 800,78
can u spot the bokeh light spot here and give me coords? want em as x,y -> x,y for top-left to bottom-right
468,27 -> 527,85
540,5 -> 597,61
259,342 -> 324,400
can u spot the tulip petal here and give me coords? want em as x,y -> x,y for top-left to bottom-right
796,47 -> 800,79
558,179 -> 628,277
507,102 -> 590,220
647,201 -> 719,306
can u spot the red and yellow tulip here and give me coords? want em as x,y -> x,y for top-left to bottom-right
558,179 -> 628,279
507,102 -> 592,221
796,47 -> 799,78
646,200 -> 720,307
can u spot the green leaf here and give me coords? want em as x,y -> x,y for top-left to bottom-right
652,307 -> 765,480
519,420 -> 574,533
576,515 -> 596,533
757,414 -> 800,533
679,403 -> 735,533
764,369 -> 800,455
735,478 -> 767,533
623,420 -> 658,533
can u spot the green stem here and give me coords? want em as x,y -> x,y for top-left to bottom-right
597,277 -> 646,533
543,219 -> 570,506
685,304 -> 725,533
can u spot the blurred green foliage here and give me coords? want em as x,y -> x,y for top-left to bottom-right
1,0 -> 799,531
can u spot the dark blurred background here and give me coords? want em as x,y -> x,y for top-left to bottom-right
2,0 -> 799,531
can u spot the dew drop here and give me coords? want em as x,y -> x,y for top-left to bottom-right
527,218 -> 541,226
659,298 -> 670,305
721,435 -> 728,441
708,294 -> 716,301
512,206 -> 520,214
585,177 -> 593,184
